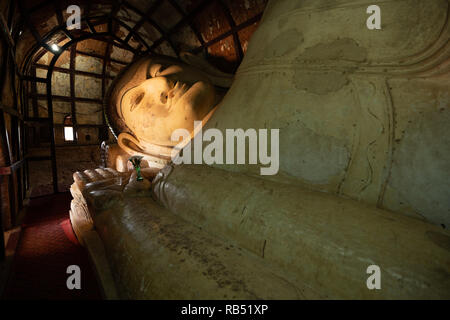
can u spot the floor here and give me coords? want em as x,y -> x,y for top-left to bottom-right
1,192 -> 102,300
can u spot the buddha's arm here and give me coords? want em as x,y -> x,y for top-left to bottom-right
70,167 -> 159,244
152,164 -> 450,299
70,166 -> 307,299
70,169 -> 128,244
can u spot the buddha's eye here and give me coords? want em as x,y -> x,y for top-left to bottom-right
150,63 -> 168,77
149,64 -> 161,77
130,92 -> 144,112
160,91 -> 168,104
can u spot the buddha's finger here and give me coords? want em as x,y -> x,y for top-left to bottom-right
105,167 -> 131,184
84,169 -> 103,182
95,168 -> 114,179
104,168 -> 120,177
83,178 -> 118,195
73,171 -> 90,190
141,167 -> 161,180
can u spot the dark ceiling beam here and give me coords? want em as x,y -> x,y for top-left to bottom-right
102,43 -> 112,97
23,120 -> 106,130
22,15 -> 110,66
166,0 -> 209,55
0,12 -> 15,48
0,103 -> 22,120
108,0 -> 123,34
41,27 -> 139,55
111,34 -> 140,54
18,0 -> 53,53
34,31 -> 116,76
111,17 -> 150,52
70,44 -> 78,143
34,94 -> 103,105
40,27 -> 69,50
133,43 -> 143,57
121,0 -> 178,56
122,0 -> 163,43
191,12 -> 263,55
20,76 -> 47,83
24,117 -> 50,123
30,66 -> 38,118
30,37 -> 133,77
85,3 -> 97,34
0,158 -> 26,176
217,0 -> 243,61
101,41 -> 112,140
40,15 -> 109,49
23,15 -> 110,50
54,123 -> 107,129
75,50 -> 128,65
146,0 -> 213,55
0,10 -> 22,78
29,0 -> 53,14
20,4 -> 148,70
0,34 -> 13,166
1,0 -> 23,227
61,28 -> 74,41
86,19 -> 97,34
35,64 -> 115,79
54,1 -> 73,41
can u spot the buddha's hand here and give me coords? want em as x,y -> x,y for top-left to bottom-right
72,168 -> 131,212
123,170 -> 152,197
72,168 -> 154,212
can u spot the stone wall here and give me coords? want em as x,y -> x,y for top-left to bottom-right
28,145 -> 102,197
0,1 -> 22,230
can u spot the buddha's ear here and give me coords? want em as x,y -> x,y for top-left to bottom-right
180,51 -> 233,88
117,132 -> 145,156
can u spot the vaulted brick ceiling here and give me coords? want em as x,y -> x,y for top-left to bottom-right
13,0 -> 267,133
18,0 -> 267,73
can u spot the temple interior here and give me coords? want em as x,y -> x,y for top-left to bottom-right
0,0 -> 449,300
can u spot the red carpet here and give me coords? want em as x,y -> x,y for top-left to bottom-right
2,193 -> 102,300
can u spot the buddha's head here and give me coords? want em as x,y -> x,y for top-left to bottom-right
106,53 -> 232,165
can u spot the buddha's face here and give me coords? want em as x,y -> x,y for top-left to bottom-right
119,60 -> 216,147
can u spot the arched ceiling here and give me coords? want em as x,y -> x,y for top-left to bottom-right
12,0 -> 268,139
16,0 -> 268,73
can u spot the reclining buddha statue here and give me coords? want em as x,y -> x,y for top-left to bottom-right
70,0 -> 450,299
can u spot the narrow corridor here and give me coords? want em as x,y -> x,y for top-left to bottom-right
2,193 -> 102,300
